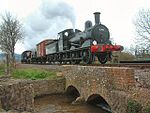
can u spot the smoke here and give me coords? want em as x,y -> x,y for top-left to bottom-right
23,0 -> 76,50
41,1 -> 76,29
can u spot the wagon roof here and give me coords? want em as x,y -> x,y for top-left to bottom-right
36,39 -> 54,46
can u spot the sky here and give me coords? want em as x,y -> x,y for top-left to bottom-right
0,0 -> 149,54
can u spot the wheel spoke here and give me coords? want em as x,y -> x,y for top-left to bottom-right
82,49 -> 93,64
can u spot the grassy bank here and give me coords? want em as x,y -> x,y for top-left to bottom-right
0,63 -> 57,80
12,68 -> 57,80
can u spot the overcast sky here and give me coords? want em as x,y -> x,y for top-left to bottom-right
0,0 -> 149,54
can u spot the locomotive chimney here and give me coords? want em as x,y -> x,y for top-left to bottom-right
94,12 -> 101,25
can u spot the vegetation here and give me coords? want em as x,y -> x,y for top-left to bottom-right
0,63 -> 5,76
127,99 -> 142,113
119,52 -> 135,61
0,62 -> 57,80
0,12 -> 23,75
134,8 -> 150,50
12,68 -> 57,80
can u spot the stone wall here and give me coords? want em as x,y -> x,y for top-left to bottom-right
0,79 -> 34,112
32,77 -> 66,97
134,69 -> 150,88
108,90 -> 128,113
0,77 -> 65,112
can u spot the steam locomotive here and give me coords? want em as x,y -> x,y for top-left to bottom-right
21,12 -> 123,64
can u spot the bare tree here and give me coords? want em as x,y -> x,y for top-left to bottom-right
134,9 -> 150,50
0,12 -> 23,74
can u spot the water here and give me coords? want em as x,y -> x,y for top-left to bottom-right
34,94 -> 110,113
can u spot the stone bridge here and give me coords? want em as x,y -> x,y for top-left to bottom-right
63,65 -> 135,113
1,64 -> 149,113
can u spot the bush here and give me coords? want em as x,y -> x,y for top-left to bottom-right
127,99 -> 142,113
12,69 -> 56,80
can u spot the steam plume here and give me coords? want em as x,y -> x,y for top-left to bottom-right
41,1 -> 76,29
23,0 -> 76,50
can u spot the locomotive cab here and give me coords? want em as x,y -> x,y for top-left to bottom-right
58,29 -> 81,51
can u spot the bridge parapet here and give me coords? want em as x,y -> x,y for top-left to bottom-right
63,65 -> 135,91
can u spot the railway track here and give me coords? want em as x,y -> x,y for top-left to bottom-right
79,63 -> 150,68
120,60 -> 150,63
21,62 -> 150,69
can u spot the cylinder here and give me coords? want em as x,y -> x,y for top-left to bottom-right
94,12 -> 101,25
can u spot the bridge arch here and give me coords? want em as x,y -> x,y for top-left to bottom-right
66,85 -> 80,98
87,94 -> 111,112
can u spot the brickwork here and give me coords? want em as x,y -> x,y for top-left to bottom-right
110,68 -> 135,91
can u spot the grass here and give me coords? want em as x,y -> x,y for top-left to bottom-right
12,68 -> 57,80
127,99 -> 142,113
0,63 -> 5,76
0,63 -> 57,80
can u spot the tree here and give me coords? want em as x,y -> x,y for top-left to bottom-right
134,9 -> 150,50
0,12 -> 23,74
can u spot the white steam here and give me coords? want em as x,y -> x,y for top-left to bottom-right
23,0 -> 76,50
41,1 -> 76,29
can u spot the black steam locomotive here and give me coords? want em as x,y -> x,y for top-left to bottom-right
21,12 -> 123,64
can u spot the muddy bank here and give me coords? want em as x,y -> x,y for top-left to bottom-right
34,94 -> 109,113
